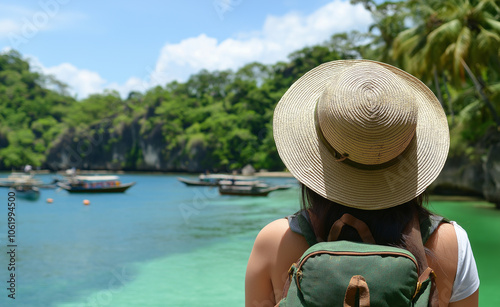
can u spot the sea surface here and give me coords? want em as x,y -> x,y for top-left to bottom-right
0,173 -> 498,306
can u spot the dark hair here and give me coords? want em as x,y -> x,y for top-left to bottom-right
300,184 -> 431,247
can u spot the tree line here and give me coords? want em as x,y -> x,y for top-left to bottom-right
0,0 -> 499,171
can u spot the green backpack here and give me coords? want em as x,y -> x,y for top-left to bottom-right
277,213 -> 441,307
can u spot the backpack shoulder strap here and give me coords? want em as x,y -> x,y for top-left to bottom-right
406,211 -> 440,307
287,210 -> 318,246
419,214 -> 449,244
289,210 -> 448,248
296,213 -> 318,246
327,213 -> 376,244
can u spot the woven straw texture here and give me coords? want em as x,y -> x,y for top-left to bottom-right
273,60 -> 449,210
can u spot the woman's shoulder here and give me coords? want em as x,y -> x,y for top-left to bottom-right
425,221 -> 458,266
253,218 -> 310,299
254,218 -> 308,254
253,219 -> 290,249
252,218 -> 310,269
425,220 -> 458,304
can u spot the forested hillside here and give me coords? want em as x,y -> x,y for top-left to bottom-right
0,0 -> 499,176
0,50 -> 74,169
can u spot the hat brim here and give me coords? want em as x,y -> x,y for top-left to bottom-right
273,60 -> 449,210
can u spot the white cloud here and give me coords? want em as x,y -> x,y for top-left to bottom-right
29,56 -> 107,99
25,0 -> 372,99
0,2 -> 84,47
0,4 -> 32,38
1,46 -> 13,53
151,0 -> 372,85
0,20 -> 20,38
43,63 -> 107,99
30,55 -> 146,99
29,55 -> 148,99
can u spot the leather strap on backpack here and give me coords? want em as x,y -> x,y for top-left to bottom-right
403,210 -> 439,307
276,263 -> 296,306
327,213 -> 376,244
343,275 -> 370,307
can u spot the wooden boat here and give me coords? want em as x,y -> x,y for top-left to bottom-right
177,174 -> 258,187
57,175 -> 135,193
218,185 -> 277,196
0,172 -> 43,187
177,176 -> 219,186
218,181 -> 291,196
11,185 -> 41,201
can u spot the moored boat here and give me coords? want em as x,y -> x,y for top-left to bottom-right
177,174 -> 258,187
0,172 -> 43,188
11,185 -> 41,201
57,175 -> 135,193
218,185 -> 275,196
218,181 -> 291,196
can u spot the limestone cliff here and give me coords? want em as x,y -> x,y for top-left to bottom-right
45,119 -> 208,173
430,127 -> 500,207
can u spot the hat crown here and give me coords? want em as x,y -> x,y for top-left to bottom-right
317,63 -> 418,165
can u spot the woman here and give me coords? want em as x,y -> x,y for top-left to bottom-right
245,60 -> 479,306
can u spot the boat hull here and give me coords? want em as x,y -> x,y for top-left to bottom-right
177,174 -> 259,187
218,189 -> 272,196
58,182 -> 135,193
17,190 -> 41,201
177,177 -> 218,186
12,187 -> 41,201
218,186 -> 279,197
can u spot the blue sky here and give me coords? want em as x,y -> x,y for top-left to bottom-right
0,0 -> 373,99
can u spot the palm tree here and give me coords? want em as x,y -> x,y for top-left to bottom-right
351,0 -> 409,64
393,0 -> 500,126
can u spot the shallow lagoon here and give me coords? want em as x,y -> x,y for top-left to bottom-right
0,174 -> 497,306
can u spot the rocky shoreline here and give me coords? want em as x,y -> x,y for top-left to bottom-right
21,122 -> 500,208
430,128 -> 500,208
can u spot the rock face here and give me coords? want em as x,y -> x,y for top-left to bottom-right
431,156 -> 485,197
483,144 -> 500,208
44,120 -> 207,173
430,128 -> 500,207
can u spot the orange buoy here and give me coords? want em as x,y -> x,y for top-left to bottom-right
46,198 -> 53,203
83,199 -> 90,205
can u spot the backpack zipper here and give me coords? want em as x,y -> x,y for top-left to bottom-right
295,250 -> 418,292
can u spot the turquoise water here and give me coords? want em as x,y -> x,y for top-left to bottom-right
427,198 -> 500,306
0,174 -> 497,306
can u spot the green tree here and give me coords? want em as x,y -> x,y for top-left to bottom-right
0,50 -> 74,168
351,0 -> 409,63
393,0 -> 500,126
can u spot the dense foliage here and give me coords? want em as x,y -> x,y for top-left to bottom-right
0,0 -> 499,171
0,50 -> 74,168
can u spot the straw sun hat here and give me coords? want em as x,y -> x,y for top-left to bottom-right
273,60 -> 449,210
